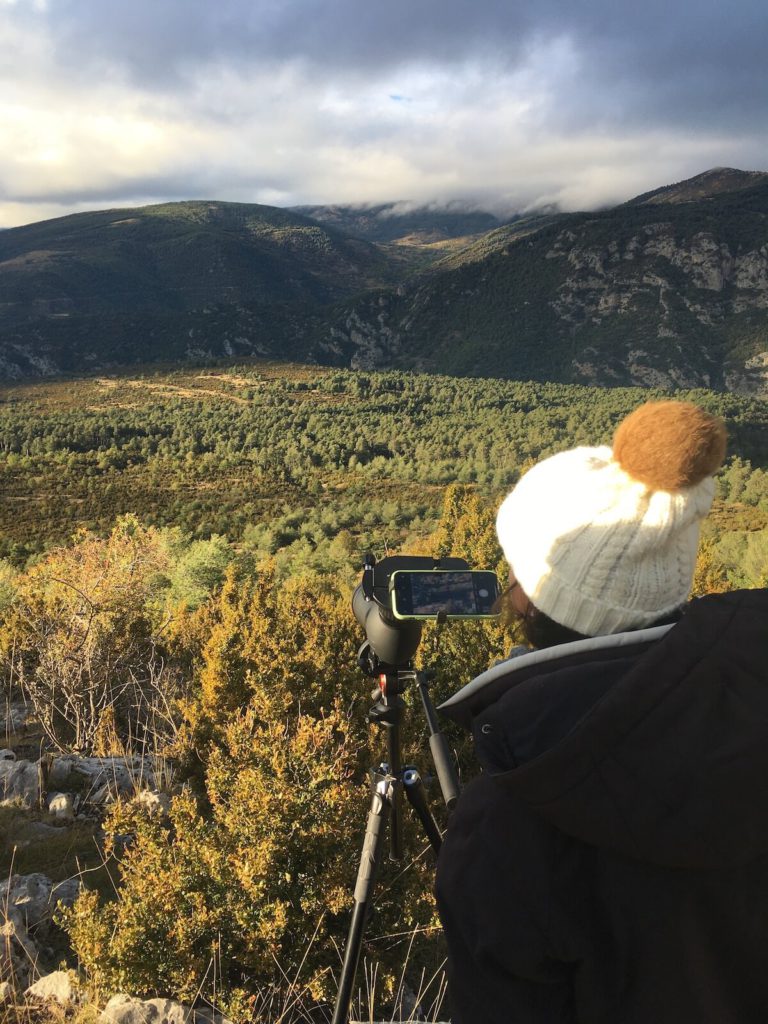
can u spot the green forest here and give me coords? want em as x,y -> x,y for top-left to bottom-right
2,362 -> 767,572
1,362 -> 767,1021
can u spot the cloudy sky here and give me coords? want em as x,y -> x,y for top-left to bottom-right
1,0 -> 767,228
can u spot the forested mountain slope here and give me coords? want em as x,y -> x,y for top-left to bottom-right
625,167 -> 768,206
322,173 -> 768,394
291,201 -> 506,244
1,171 -> 767,394
0,201 -> 394,377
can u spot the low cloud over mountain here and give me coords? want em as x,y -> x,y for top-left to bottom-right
1,0 -> 768,226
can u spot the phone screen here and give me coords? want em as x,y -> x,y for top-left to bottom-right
390,570 -> 499,619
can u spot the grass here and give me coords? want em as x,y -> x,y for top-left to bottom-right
0,1000 -> 101,1024
0,807 -> 104,887
0,931 -> 450,1024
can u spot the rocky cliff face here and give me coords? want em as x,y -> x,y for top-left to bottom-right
546,225 -> 768,322
320,177 -> 768,396
541,224 -> 768,393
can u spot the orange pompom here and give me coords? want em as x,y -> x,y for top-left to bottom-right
612,401 -> 727,491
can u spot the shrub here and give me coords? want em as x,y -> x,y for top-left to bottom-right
65,544 -> 510,1018
0,517 -> 182,753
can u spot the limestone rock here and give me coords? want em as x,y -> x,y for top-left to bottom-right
0,908 -> 39,988
540,222 -> 768,394
101,995 -> 233,1024
132,789 -> 171,818
0,873 -> 54,929
25,970 -> 78,1005
48,755 -> 158,804
0,981 -> 13,1005
52,877 -> 82,909
46,757 -> 73,790
0,749 -> 16,761
0,759 -> 41,808
0,874 -> 82,987
47,791 -> 75,821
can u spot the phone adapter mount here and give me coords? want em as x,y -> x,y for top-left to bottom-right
352,552 -> 469,669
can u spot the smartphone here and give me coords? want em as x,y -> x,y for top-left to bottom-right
389,570 -> 500,620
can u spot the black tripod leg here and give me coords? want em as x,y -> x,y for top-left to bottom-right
403,767 -> 442,854
417,674 -> 461,811
387,719 -> 404,861
331,776 -> 394,1024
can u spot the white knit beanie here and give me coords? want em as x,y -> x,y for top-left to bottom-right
496,401 -> 727,636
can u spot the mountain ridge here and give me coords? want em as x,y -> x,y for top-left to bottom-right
625,168 -> 768,207
318,173 -> 768,394
289,201 -> 508,245
1,169 -> 767,394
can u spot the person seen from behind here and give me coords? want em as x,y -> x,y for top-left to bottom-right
435,400 -> 768,1024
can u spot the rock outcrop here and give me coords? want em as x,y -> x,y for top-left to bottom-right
0,759 -> 42,809
101,994 -> 232,1024
25,969 -> 79,1006
0,874 -> 81,987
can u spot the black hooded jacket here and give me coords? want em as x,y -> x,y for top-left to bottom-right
434,589 -> 768,1024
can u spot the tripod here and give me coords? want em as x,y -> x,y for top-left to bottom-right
331,651 -> 461,1024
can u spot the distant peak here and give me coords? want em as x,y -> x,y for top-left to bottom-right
626,167 -> 768,206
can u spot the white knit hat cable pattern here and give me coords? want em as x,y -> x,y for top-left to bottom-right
496,446 -> 716,636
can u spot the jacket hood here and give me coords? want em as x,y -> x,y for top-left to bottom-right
441,589 -> 768,870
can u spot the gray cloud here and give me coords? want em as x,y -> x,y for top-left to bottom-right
32,0 -> 768,130
0,0 -> 767,226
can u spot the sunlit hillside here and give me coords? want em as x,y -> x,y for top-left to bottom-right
1,361 -> 766,1022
